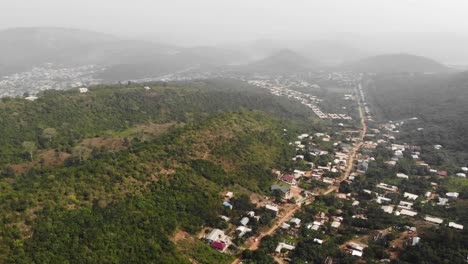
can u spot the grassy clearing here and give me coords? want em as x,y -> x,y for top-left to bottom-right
177,237 -> 234,264
445,177 -> 468,192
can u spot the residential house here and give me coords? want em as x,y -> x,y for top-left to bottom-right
381,205 -> 394,214
271,185 -> 292,199
376,183 -> 398,192
211,241 -> 227,251
205,229 -> 231,246
437,197 -> 449,206
289,218 -> 301,226
223,201 -> 233,210
446,192 -> 459,199
448,222 -> 463,230
281,174 -> 297,185
398,209 -> 418,217
240,217 -> 249,226
313,238 -> 323,244
357,160 -> 369,171
403,192 -> 418,200
331,221 -> 341,228
265,204 -> 279,215
425,216 -> 443,224
398,201 -> 414,210
396,173 -> 409,179
275,242 -> 295,253
236,226 -> 252,237
438,171 -> 448,177
79,87 -> 88,93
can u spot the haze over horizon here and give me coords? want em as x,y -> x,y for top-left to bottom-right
2,0 -> 468,64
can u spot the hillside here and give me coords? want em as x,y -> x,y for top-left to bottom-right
0,80 -> 325,262
239,49 -> 316,74
342,53 -> 450,73
0,79 -> 314,164
364,71 -> 468,163
0,110 -> 295,263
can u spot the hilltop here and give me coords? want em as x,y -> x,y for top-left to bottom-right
0,79 -> 314,164
341,53 -> 451,73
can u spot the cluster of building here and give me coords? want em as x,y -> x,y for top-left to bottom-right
248,79 -> 352,120
0,63 -> 102,97
352,122 -> 466,231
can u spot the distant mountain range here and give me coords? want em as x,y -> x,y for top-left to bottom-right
0,27 -> 456,80
340,53 -> 451,73
0,27 -> 251,80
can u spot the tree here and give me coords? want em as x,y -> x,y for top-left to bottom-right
42,128 -> 58,143
73,146 -> 89,162
22,141 -> 36,161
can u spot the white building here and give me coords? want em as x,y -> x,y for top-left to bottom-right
398,209 -> 418,217
404,192 -> 419,200
381,205 -> 394,214
265,204 -> 279,215
448,222 -> 463,230
396,173 -> 409,179
446,192 -> 459,198
425,216 -> 443,224
236,226 -> 252,237
313,238 -> 323,244
289,218 -> 301,226
331,221 -> 341,228
275,242 -> 295,253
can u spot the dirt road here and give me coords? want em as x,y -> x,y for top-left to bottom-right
232,84 -> 367,264
323,89 -> 367,195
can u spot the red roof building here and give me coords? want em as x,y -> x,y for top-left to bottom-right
211,241 -> 226,251
438,171 -> 448,177
281,174 -> 296,184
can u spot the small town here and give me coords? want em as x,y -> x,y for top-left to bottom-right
0,63 -> 103,97
190,76 -> 466,264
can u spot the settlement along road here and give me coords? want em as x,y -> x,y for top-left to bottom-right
231,84 -> 367,264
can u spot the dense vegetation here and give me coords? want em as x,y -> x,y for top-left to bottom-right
342,53 -> 450,73
0,109 -> 300,262
0,81 -> 322,262
364,72 -> 468,164
0,80 -> 314,164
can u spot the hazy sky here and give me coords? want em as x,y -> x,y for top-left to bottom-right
1,0 -> 468,45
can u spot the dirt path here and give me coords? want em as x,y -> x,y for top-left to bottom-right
230,203 -> 302,264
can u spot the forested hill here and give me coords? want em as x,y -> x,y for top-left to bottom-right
364,71 -> 468,164
0,80 -> 315,164
0,80 -> 322,262
0,110 -> 297,263
341,53 -> 450,73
